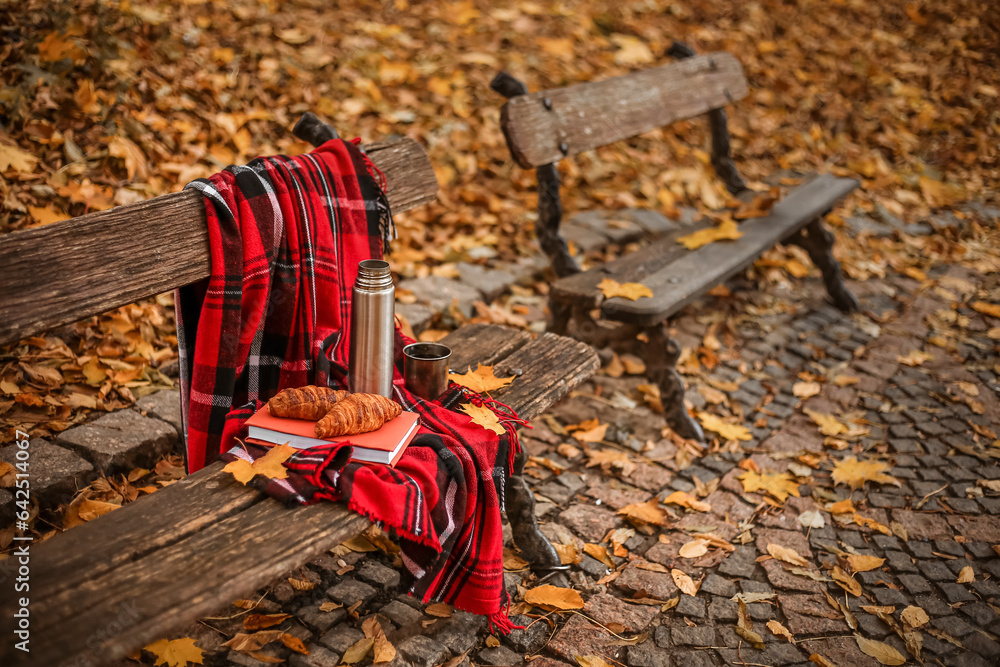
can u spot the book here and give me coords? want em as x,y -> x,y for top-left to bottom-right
245,404 -> 420,467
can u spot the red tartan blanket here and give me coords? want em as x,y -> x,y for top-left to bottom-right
176,138 -> 521,629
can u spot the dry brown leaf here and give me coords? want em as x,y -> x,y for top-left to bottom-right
678,539 -> 710,559
846,555 -> 886,573
809,654 -> 839,667
555,542 -> 582,565
144,638 -> 205,667
447,364 -> 515,393
341,637 -> 375,664
243,614 -> 291,631
503,547 -> 530,571
574,422 -> 609,443
621,354 -> 646,374
793,381 -> 821,398
575,655 -> 615,667
736,598 -> 764,649
458,403 -> 504,435
618,498 -> 670,527
957,566 -> 975,583
223,444 -> 294,485
738,470 -> 800,503
287,577 -> 315,591
855,635 -> 906,665
831,457 -> 900,489
901,606 -> 930,628
767,619 -> 795,643
425,603 -> 453,618
897,349 -> 933,366
852,512 -> 892,535
971,301 -> 1000,318
584,543 -> 615,568
597,278 -> 653,301
662,490 -> 711,512
671,569 -> 699,596
362,617 -> 396,663
524,584 -> 585,611
222,630 -> 285,652
831,567 -> 862,596
767,543 -> 809,567
485,635 -> 500,648
319,601 -> 343,612
281,633 -> 309,655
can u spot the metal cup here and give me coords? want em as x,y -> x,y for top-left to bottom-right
403,342 -> 452,400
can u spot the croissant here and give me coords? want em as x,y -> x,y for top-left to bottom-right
268,386 -> 350,421
315,393 -> 402,438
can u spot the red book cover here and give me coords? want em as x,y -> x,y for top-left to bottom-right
245,405 -> 420,467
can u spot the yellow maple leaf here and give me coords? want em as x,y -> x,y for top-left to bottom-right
677,218 -> 744,250
0,143 -> 38,173
27,205 -> 71,226
223,444 -> 295,485
458,402 -> 504,435
697,412 -> 752,441
597,278 -> 653,301
448,363 -> 515,393
145,637 -> 205,667
738,470 -> 801,503
831,457 -> 900,490
804,409 -> 848,436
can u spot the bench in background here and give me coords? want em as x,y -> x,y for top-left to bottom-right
491,43 -> 859,443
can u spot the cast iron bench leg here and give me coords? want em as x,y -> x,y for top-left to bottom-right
787,218 -> 859,312
505,448 -> 563,571
642,323 -> 705,442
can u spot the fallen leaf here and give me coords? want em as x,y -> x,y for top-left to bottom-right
341,637 -> 375,664
222,630 -> 285,652
738,470 -> 801,502
243,614 -> 291,630
736,598 -> 764,649
598,278 -> 653,301
524,585 -> 585,611
555,542 -> 582,565
28,205 -> 70,226
805,409 -> 848,436
957,566 -> 975,583
809,654 -> 838,667
503,548 -> 530,571
793,381 -> 821,398
319,601 -> 343,612
767,619 -> 794,643
575,655 -> 615,667
584,543 -> 615,568
833,375 -> 861,387
855,635 -> 906,665
852,513 -> 891,535
831,457 -> 900,489
662,490 -> 711,512
697,412 -> 752,441
0,142 -> 39,173
281,633 -> 309,655
671,569 -> 699,596
485,635 -> 500,648
574,422 -> 609,443
459,402 -> 505,435
846,555 -> 886,573
362,617 -> 396,663
767,543 -> 810,567
618,498 -> 670,527
897,349 -> 933,366
798,510 -> 825,529
425,603 -> 453,618
901,606 -> 930,628
448,364 -> 514,393
145,638 -> 205,667
677,218 -> 743,250
971,301 -> 1000,318
831,567 -> 862,596
223,444 -> 294,484
678,539 -> 710,559
288,577 -> 315,591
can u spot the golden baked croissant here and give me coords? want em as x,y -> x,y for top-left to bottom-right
315,393 -> 402,438
268,386 -> 350,421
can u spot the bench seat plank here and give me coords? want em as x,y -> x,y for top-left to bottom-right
551,175 -> 858,326
499,53 -> 748,169
1,323 -> 597,667
0,138 -> 437,348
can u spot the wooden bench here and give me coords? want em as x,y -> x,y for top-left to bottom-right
491,43 -> 859,443
0,116 -> 599,667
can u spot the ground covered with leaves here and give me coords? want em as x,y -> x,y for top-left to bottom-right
2,0 -> 1000,666
1,0 -> 998,444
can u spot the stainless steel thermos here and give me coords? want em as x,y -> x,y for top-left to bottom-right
348,259 -> 395,398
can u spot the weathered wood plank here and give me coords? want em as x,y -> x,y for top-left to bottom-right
491,332 -> 600,420
499,53 -> 748,168
602,176 -> 859,325
0,138 -> 437,347
0,324 -> 596,667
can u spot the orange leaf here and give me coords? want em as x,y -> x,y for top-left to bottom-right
598,278 -> 653,301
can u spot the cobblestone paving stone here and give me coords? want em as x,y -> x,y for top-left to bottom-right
147,247 -> 1000,667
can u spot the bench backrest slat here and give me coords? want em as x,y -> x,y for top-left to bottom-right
0,138 -> 437,347
499,52 -> 748,169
